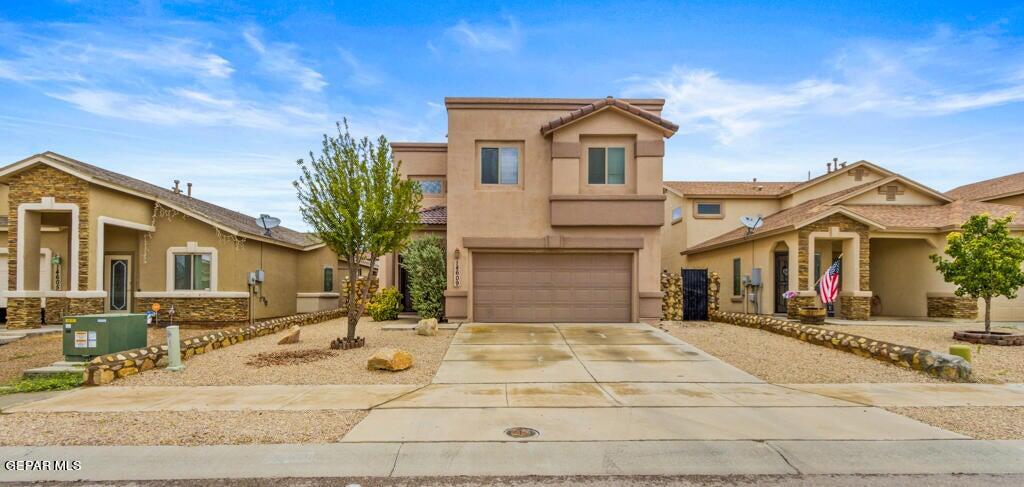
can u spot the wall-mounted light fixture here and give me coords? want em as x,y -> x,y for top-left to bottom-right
453,248 -> 461,288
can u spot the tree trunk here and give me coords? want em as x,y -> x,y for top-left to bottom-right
984,296 -> 992,334
346,256 -> 359,340
356,253 -> 379,322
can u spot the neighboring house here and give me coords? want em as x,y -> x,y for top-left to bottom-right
381,97 -> 678,323
0,152 -> 351,329
664,160 -> 1024,322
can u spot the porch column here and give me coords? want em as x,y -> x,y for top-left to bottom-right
838,233 -> 872,320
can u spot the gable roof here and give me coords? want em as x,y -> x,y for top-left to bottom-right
946,171 -> 1024,202
823,174 -> 953,205
664,180 -> 800,198
539,96 -> 679,137
0,152 -> 319,249
778,160 -> 894,197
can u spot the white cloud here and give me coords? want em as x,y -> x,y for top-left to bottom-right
627,25 -> 1024,144
443,17 -> 521,53
242,27 -> 326,92
338,48 -> 379,87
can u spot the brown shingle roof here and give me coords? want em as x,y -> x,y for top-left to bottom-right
14,153 -> 316,248
419,205 -> 446,225
664,181 -> 799,197
843,201 -> 1024,229
539,96 -> 679,136
946,171 -> 1024,202
683,182 -> 879,254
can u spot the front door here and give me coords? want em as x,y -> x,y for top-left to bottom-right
105,255 -> 132,313
774,252 -> 789,314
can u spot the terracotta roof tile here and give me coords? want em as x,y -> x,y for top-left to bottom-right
946,171 -> 1024,201
664,181 -> 800,197
539,96 -> 679,136
419,205 -> 446,225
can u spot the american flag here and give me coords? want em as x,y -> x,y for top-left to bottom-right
819,260 -> 841,304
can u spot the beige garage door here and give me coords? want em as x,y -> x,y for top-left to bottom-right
473,252 -> 631,322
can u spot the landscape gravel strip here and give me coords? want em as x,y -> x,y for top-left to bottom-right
661,321 -> 942,384
114,317 -> 455,386
0,410 -> 367,446
886,406 -> 1024,440
0,327 -> 234,384
817,324 -> 1024,384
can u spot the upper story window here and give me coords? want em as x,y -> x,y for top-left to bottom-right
694,201 -> 723,219
174,253 -> 212,291
587,147 -> 626,185
418,179 -> 444,195
671,206 -> 683,223
481,146 -> 519,185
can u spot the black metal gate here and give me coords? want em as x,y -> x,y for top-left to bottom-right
682,268 -> 708,321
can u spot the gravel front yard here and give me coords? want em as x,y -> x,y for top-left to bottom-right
818,324 -> 1024,384
0,326 -> 235,385
0,410 -> 367,446
114,317 -> 454,386
887,407 -> 1024,439
662,321 -> 942,384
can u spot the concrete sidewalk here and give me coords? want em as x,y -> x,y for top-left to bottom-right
782,383 -> 1024,406
3,440 -> 1024,481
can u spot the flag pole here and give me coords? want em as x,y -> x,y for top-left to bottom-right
813,253 -> 844,287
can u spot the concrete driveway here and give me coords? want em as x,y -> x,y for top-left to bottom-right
344,322 -> 962,442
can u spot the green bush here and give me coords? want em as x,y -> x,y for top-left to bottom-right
401,236 -> 446,320
368,287 -> 402,321
0,373 -> 83,396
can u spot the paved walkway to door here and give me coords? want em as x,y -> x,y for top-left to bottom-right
343,322 -> 963,442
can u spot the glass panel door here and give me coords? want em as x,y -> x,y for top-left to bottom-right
107,256 -> 131,313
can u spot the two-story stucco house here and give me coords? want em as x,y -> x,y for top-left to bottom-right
380,97 -> 678,323
0,152 -> 355,329
663,161 -> 1024,322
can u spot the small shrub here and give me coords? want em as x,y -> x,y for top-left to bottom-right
401,236 -> 446,320
368,287 -> 402,321
0,373 -> 83,395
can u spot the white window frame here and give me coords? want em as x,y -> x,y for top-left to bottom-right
165,242 -> 218,292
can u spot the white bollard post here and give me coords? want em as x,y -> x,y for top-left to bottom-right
166,325 -> 185,371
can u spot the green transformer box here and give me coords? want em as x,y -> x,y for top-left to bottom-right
62,313 -> 148,362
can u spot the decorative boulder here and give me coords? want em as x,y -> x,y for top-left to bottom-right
277,325 -> 301,345
367,347 -> 413,371
416,318 -> 439,336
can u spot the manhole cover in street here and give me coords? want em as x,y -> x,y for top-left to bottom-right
504,427 -> 539,438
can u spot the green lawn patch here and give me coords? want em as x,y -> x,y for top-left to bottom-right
0,373 -> 83,395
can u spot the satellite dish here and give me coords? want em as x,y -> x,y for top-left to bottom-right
740,215 -> 764,235
256,214 -> 281,236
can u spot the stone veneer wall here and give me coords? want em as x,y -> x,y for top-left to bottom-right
797,213 -> 871,294
84,307 -> 345,385
927,296 -> 978,319
133,297 -> 249,325
786,295 -> 816,320
340,277 -> 378,314
710,310 -> 971,381
839,295 -> 871,320
660,270 -> 682,321
6,165 -> 92,329
5,298 -> 42,329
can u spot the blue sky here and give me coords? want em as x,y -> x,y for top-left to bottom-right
2,1 -> 1023,230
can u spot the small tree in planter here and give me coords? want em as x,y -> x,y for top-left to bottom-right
401,236 -> 446,320
295,121 -> 422,345
929,214 -> 1024,334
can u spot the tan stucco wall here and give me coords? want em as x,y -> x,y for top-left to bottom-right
662,191 -> 686,273
296,245 -> 339,293
684,232 -> 798,315
392,147 -> 447,209
869,236 -> 951,317
445,103 -> 666,321
986,194 -> 1024,207
782,167 -> 886,208
842,185 -> 946,205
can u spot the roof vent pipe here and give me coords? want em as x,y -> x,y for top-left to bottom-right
187,182 -> 193,197
173,180 -> 181,194
827,161 -> 832,173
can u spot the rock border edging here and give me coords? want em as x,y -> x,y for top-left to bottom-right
83,308 -> 346,386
